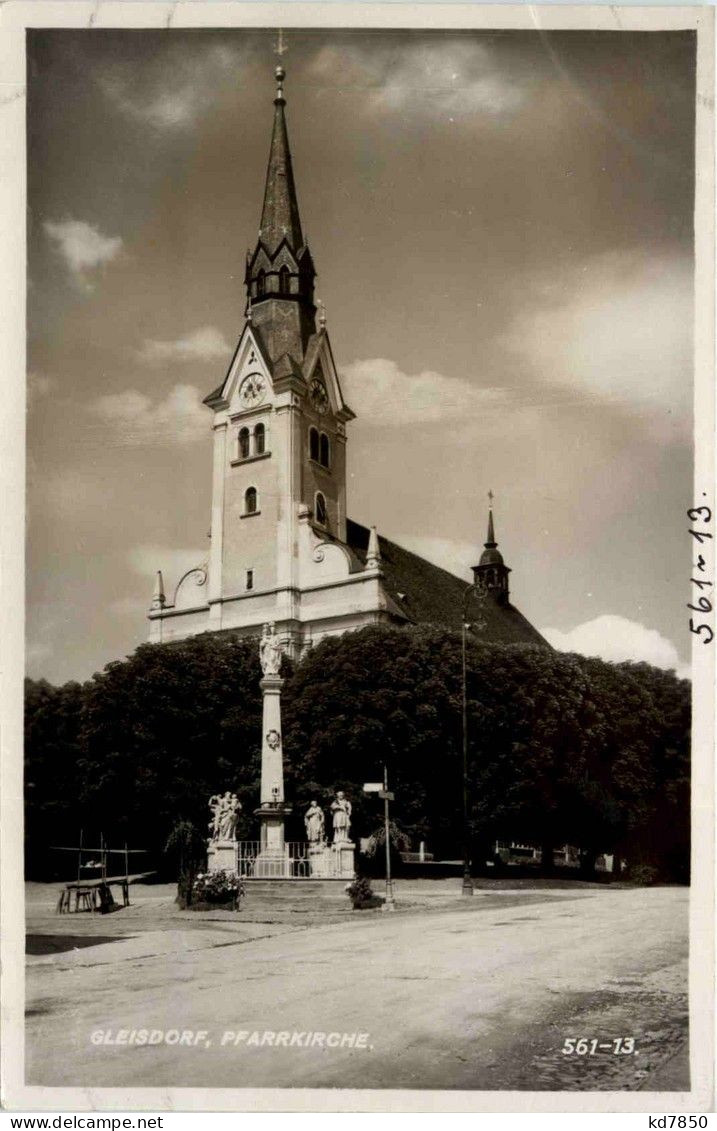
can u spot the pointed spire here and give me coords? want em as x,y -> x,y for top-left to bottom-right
366,525 -> 382,570
151,570 -> 166,611
258,66 -> 303,255
485,508 -> 496,549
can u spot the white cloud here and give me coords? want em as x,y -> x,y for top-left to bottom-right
340,357 -> 512,427
88,383 -> 208,446
25,602 -> 68,678
128,543 -> 204,581
128,545 -> 207,608
108,594 -> 151,617
26,636 -> 54,672
308,41 -> 531,117
102,80 -> 200,129
395,534 -> 475,581
136,326 -> 231,366
44,219 -> 122,287
27,372 -> 55,406
503,250 -> 693,442
37,467 -> 106,518
541,614 -> 690,678
98,44 -> 251,131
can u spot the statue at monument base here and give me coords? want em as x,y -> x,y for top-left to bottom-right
303,795 -> 355,878
207,791 -> 241,873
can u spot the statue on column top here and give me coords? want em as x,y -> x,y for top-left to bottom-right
260,622 -> 284,676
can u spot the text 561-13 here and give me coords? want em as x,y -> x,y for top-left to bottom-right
688,502 -> 713,644
562,1037 -> 636,1055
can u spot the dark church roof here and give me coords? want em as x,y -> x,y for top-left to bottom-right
346,519 -> 550,648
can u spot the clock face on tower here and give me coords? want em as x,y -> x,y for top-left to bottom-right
309,377 -> 329,415
239,372 -> 267,408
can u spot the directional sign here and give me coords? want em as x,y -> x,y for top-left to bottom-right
363,782 -> 382,793
378,790 -> 395,801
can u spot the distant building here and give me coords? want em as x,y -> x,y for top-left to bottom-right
148,66 -> 547,656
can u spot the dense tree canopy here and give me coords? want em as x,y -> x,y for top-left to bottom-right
25,635 -> 270,876
24,625 -> 690,881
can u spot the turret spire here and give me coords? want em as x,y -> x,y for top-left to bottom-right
366,525 -> 382,570
472,495 -> 511,605
150,570 -> 166,611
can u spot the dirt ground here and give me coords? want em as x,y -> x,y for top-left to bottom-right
24,879 -> 689,1092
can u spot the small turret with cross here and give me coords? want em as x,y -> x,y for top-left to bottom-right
472,490 -> 511,605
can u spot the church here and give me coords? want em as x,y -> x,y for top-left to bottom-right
147,65 -> 547,657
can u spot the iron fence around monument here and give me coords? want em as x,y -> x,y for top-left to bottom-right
236,840 -> 346,879
237,840 -> 310,878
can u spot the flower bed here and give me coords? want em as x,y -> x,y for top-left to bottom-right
188,869 -> 245,911
345,876 -> 384,910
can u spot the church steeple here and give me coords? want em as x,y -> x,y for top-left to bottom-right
472,498 -> 511,605
245,65 -> 316,366
258,66 -> 303,253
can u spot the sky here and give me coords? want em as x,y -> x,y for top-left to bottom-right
26,27 -> 696,685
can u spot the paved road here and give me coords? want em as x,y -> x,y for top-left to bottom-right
26,886 -> 688,1091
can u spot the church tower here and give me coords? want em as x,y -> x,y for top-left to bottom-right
152,64 -> 377,654
147,65 -> 547,654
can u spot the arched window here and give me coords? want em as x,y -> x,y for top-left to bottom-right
256,270 -> 265,298
309,427 -> 319,462
239,427 -> 250,460
254,422 -> 265,455
319,432 -> 330,468
279,265 -> 290,295
315,492 -> 327,527
244,486 -> 258,515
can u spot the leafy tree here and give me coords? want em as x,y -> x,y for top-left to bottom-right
282,625 -> 465,850
25,677 -> 86,877
614,661 -> 690,880
25,635 -> 270,876
164,818 -> 206,905
24,624 -> 690,882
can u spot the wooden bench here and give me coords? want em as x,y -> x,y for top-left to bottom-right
56,873 -> 153,914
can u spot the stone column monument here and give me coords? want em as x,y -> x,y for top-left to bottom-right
253,623 -> 292,877
207,791 -> 241,873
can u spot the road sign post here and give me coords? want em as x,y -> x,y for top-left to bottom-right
381,765 -> 395,911
363,773 -> 396,910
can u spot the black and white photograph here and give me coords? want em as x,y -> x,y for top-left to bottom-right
1,2 -> 714,1114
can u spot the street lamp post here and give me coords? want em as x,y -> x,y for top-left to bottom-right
461,581 -> 485,897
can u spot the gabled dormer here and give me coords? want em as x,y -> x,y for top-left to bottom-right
303,328 -> 355,425
203,325 -> 273,414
